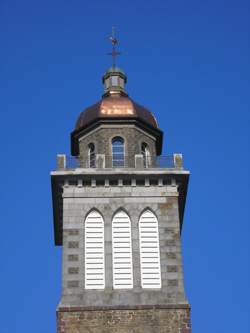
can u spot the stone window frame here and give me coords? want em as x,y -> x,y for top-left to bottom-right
111,135 -> 126,167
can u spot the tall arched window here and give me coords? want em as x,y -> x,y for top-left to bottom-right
85,210 -> 105,289
112,137 -> 124,167
139,210 -> 161,288
112,210 -> 133,289
141,143 -> 150,168
88,143 -> 95,168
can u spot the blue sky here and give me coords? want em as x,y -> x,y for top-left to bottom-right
0,0 -> 249,332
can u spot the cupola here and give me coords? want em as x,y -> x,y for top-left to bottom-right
102,66 -> 127,96
70,33 -> 163,156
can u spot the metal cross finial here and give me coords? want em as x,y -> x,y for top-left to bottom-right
108,26 -> 121,68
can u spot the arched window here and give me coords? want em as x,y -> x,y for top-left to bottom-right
88,143 -> 95,168
112,210 -> 133,289
141,143 -> 150,168
112,137 -> 124,167
85,210 -> 105,289
139,210 -> 161,288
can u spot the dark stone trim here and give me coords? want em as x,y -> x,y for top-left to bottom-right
57,304 -> 191,312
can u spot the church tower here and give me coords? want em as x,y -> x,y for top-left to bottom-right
51,38 -> 191,333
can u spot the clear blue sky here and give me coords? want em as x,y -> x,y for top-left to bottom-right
1,1 -> 249,332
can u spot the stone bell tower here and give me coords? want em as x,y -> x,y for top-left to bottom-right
51,44 -> 191,332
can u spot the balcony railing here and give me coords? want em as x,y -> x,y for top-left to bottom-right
56,154 -> 183,170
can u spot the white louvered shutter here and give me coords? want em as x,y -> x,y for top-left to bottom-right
85,211 -> 105,289
139,210 -> 161,288
112,211 -> 133,289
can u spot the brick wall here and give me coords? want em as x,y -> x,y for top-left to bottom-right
57,306 -> 191,333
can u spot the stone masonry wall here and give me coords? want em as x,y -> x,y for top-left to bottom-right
78,125 -> 157,163
60,184 -> 187,307
57,176 -> 191,332
57,306 -> 191,333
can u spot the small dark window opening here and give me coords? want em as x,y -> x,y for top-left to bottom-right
88,143 -> 96,168
136,179 -> 145,186
123,179 -> 131,186
150,179 -> 158,186
96,180 -> 105,187
110,179 -> 118,186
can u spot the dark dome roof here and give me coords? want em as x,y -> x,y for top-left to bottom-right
75,93 -> 158,130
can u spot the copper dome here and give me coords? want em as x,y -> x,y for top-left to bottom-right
75,93 -> 158,130
71,66 -> 163,156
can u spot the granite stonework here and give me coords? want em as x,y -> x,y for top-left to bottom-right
59,184 -> 187,308
51,163 -> 191,331
78,125 -> 157,167
57,306 -> 191,333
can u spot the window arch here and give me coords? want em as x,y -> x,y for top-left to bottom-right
139,210 -> 161,288
84,210 -> 105,289
88,143 -> 95,168
112,210 -> 133,289
141,142 -> 150,168
112,137 -> 124,167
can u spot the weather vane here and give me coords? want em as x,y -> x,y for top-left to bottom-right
108,26 -> 121,68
